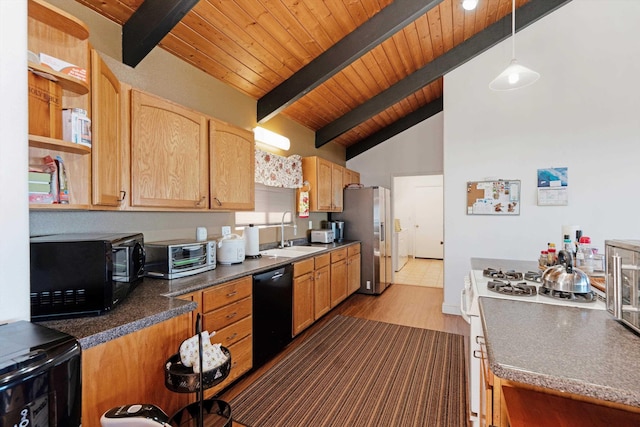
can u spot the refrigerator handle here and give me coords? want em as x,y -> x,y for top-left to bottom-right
612,254 -> 622,319
380,222 -> 385,241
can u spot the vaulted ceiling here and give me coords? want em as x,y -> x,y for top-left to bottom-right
75,0 -> 570,158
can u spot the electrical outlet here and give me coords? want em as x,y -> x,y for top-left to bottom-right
221,226 -> 231,236
308,220 -> 313,229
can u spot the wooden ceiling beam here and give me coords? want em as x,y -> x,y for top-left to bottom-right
317,0 -> 573,148
346,98 -> 443,160
256,0 -> 444,123
123,0 -> 200,67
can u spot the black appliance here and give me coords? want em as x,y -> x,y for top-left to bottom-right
0,321 -> 82,426
30,232 -> 145,320
252,265 -> 293,368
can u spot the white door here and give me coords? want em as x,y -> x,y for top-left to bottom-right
414,184 -> 443,259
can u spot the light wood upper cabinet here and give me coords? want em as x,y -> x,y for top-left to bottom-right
209,119 -> 255,211
130,89 -> 209,209
344,168 -> 360,187
302,156 -> 347,212
91,50 -> 123,207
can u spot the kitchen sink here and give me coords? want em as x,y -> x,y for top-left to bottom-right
260,246 -> 326,258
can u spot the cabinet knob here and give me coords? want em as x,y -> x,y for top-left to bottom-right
118,190 -> 126,202
196,196 -> 206,206
213,197 -> 222,206
226,312 -> 237,319
226,291 -> 237,298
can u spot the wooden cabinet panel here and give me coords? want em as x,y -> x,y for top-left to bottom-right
202,276 -> 252,312
214,315 -> 252,348
315,253 -> 330,269
82,314 -> 191,427
204,335 -> 253,398
130,89 -> 209,209
331,258 -> 348,307
348,250 -> 361,295
294,258 -> 314,277
209,118 -> 255,210
203,297 -> 252,331
293,272 -> 314,336
302,156 -> 346,212
331,247 -> 347,263
344,168 -> 360,186
314,264 -> 331,319
91,50 -> 123,207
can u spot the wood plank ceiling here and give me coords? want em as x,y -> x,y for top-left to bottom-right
75,0 -> 568,158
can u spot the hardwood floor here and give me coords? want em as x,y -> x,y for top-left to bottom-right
221,283 -> 469,409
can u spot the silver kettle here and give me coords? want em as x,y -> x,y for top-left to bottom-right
541,250 -> 591,294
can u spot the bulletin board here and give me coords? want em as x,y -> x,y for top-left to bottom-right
467,180 -> 520,215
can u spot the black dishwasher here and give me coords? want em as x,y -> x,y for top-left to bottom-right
252,264 -> 293,368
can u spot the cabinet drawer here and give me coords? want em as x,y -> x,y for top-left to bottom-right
203,297 -> 252,331
348,244 -> 360,257
331,248 -> 347,263
212,315 -> 252,347
294,258 -> 314,277
202,276 -> 252,313
315,253 -> 330,269
204,334 -> 252,398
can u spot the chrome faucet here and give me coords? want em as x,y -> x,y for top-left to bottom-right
280,211 -> 296,248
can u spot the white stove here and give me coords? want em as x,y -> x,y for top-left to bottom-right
460,263 -> 606,427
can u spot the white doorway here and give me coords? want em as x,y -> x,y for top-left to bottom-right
392,174 -> 444,265
414,184 -> 444,259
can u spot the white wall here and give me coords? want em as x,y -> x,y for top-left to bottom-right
0,1 -> 29,322
442,0 -> 640,313
347,112 -> 444,188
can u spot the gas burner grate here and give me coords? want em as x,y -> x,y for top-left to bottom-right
487,279 -> 537,296
483,268 -> 524,280
539,286 -> 598,303
524,271 -> 543,283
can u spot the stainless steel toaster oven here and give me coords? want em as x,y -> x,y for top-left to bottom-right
145,239 -> 216,279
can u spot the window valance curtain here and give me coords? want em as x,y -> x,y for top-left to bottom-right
254,148 -> 303,189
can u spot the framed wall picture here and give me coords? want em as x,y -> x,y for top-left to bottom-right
467,180 -> 520,215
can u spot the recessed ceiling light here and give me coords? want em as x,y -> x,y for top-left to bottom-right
462,0 -> 479,11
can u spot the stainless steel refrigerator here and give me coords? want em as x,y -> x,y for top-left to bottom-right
333,186 -> 393,294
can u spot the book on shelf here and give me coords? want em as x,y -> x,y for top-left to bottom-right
28,171 -> 51,183
28,182 -> 52,193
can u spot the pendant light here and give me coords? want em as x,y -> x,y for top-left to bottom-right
489,0 -> 540,91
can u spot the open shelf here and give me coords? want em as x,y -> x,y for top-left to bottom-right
28,62 -> 89,95
29,135 -> 91,154
28,0 -> 89,40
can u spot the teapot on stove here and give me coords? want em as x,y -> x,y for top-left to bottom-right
541,250 -> 591,294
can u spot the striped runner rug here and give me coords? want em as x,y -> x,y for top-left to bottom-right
229,315 -> 467,427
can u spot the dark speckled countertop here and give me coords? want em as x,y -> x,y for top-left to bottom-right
479,274 -> 640,408
38,241 -> 358,350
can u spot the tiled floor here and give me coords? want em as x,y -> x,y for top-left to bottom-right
394,257 -> 443,288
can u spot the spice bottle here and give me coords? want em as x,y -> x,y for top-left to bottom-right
547,248 -> 557,265
539,250 -> 549,267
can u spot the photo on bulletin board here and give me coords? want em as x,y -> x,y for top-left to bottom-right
537,167 -> 568,206
467,180 -> 520,215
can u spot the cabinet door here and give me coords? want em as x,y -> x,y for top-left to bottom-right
314,264 -> 331,319
209,119 -> 255,210
330,259 -> 348,307
317,158 -> 333,211
91,50 -> 123,207
130,90 -> 209,209
331,163 -> 344,211
293,272 -> 314,336
347,253 -> 361,295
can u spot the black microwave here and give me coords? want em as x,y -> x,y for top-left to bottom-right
30,232 -> 145,321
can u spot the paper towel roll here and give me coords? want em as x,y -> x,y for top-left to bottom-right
244,225 -> 260,256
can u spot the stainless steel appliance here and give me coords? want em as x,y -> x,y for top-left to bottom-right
460,260 -> 606,427
323,220 -> 345,242
311,229 -> 334,243
30,232 -> 145,320
606,239 -> 640,335
0,321 -> 82,426
332,186 -> 392,294
145,239 -> 217,279
252,265 -> 293,368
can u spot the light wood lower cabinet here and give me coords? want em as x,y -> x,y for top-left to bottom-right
177,276 -> 253,398
293,258 -> 315,336
81,314 -> 192,427
314,253 -> 331,319
330,248 -> 348,307
347,244 -> 361,295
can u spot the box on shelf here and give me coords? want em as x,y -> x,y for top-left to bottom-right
28,70 -> 62,138
39,53 -> 87,82
62,108 -> 91,147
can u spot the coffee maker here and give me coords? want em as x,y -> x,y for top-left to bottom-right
324,221 -> 345,242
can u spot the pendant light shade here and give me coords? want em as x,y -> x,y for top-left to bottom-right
489,0 -> 540,91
